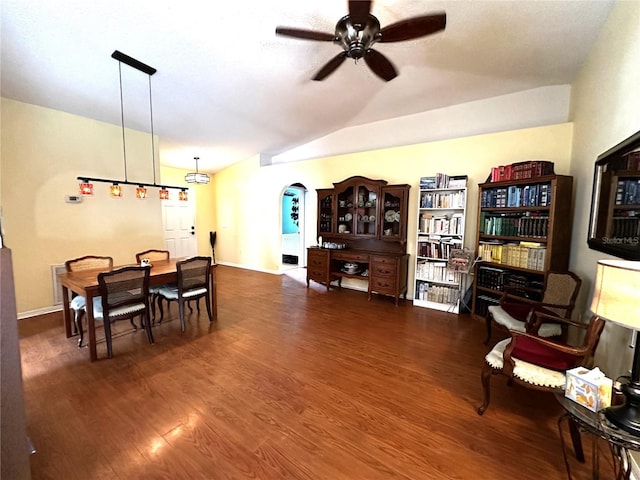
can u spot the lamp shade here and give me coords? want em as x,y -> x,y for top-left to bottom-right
591,259 -> 640,329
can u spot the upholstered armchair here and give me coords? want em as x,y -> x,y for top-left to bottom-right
478,313 -> 605,416
485,271 -> 582,344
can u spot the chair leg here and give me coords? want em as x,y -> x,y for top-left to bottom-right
103,319 -> 113,359
75,309 -> 86,348
157,297 -> 165,323
143,311 -> 154,344
150,293 -> 157,324
477,363 -> 493,415
205,294 -> 212,322
178,299 -> 186,332
484,313 -> 493,345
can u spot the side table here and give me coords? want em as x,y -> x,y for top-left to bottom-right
556,393 -> 640,479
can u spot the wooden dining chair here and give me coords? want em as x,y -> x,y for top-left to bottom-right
64,255 -> 113,347
94,265 -> 153,359
135,249 -> 172,322
156,256 -> 213,332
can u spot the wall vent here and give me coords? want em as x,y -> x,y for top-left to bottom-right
51,264 -> 66,305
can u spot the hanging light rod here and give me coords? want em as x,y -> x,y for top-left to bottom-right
111,50 -> 156,75
76,177 -> 185,190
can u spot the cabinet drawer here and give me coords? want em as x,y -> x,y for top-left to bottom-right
308,269 -> 328,282
371,256 -> 399,277
308,256 -> 328,268
370,277 -> 397,293
332,252 -> 370,262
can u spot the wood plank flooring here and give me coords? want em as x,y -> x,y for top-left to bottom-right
19,265 -> 612,479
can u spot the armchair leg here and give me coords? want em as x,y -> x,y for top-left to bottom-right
484,313 -> 493,345
477,363 -> 492,415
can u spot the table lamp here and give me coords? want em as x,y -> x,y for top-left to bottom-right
591,259 -> 640,435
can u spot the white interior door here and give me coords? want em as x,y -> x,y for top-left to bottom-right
162,190 -> 197,258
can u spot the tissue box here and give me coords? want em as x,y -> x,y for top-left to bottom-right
565,366 -> 613,412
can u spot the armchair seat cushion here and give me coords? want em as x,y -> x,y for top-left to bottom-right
488,305 -> 562,337
485,339 -> 566,389
511,336 -> 577,372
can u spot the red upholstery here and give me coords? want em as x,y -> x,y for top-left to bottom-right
501,301 -> 532,322
511,336 -> 577,372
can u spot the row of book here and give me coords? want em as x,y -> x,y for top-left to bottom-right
480,213 -> 549,238
481,183 -> 552,208
419,213 -> 464,235
610,216 -> 640,238
415,281 -> 459,304
420,191 -> 466,208
420,174 -> 467,189
415,261 -> 462,284
476,265 -> 544,296
489,161 -> 555,182
478,241 -> 547,271
417,237 -> 463,259
614,178 -> 640,206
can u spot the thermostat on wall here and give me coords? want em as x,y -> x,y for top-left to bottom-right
65,195 -> 82,204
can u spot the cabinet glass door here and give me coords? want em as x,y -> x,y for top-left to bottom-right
318,190 -> 334,234
381,187 -> 406,240
356,185 -> 378,236
336,185 -> 355,235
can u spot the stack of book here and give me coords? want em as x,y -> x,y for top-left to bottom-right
420,174 -> 468,189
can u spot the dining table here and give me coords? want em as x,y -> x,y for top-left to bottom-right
58,258 -> 218,361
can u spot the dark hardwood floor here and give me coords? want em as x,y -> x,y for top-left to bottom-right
19,265 -> 610,479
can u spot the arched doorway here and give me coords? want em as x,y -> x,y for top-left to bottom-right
281,183 -> 308,271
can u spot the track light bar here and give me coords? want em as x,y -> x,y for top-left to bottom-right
77,177 -> 184,190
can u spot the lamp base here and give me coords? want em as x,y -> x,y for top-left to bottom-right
604,381 -> 640,437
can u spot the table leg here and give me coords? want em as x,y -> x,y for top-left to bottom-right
86,295 -> 97,361
62,286 -> 72,338
568,417 -> 585,463
558,413 -> 575,480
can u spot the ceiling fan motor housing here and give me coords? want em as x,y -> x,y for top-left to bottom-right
335,15 -> 381,59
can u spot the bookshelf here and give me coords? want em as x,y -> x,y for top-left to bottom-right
413,174 -> 468,312
471,174 -> 574,317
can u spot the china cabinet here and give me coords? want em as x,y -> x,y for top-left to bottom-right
308,176 -> 410,305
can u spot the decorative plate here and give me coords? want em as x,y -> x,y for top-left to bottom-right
345,213 -> 352,221
385,210 -> 396,222
394,212 -> 401,222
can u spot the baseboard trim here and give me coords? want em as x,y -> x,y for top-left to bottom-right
18,305 -> 62,320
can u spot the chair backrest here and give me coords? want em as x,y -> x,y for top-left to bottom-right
177,256 -> 211,292
581,315 -> 607,368
541,271 -> 582,318
65,255 -> 113,273
135,249 -> 170,263
97,266 -> 150,316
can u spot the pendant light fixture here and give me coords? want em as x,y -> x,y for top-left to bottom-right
185,157 -> 210,184
78,50 -> 186,199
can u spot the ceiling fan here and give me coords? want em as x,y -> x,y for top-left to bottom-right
275,0 -> 446,82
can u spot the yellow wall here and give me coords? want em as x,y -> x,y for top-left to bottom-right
0,99 -> 213,314
213,123 -> 574,289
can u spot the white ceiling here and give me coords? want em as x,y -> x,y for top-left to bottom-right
1,0 -> 615,173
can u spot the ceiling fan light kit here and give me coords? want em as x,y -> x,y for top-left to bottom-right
276,0 -> 446,81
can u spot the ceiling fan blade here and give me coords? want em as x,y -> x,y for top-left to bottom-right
364,49 -> 397,81
348,0 -> 372,26
312,52 -> 348,81
379,13 -> 446,42
275,27 -> 336,42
